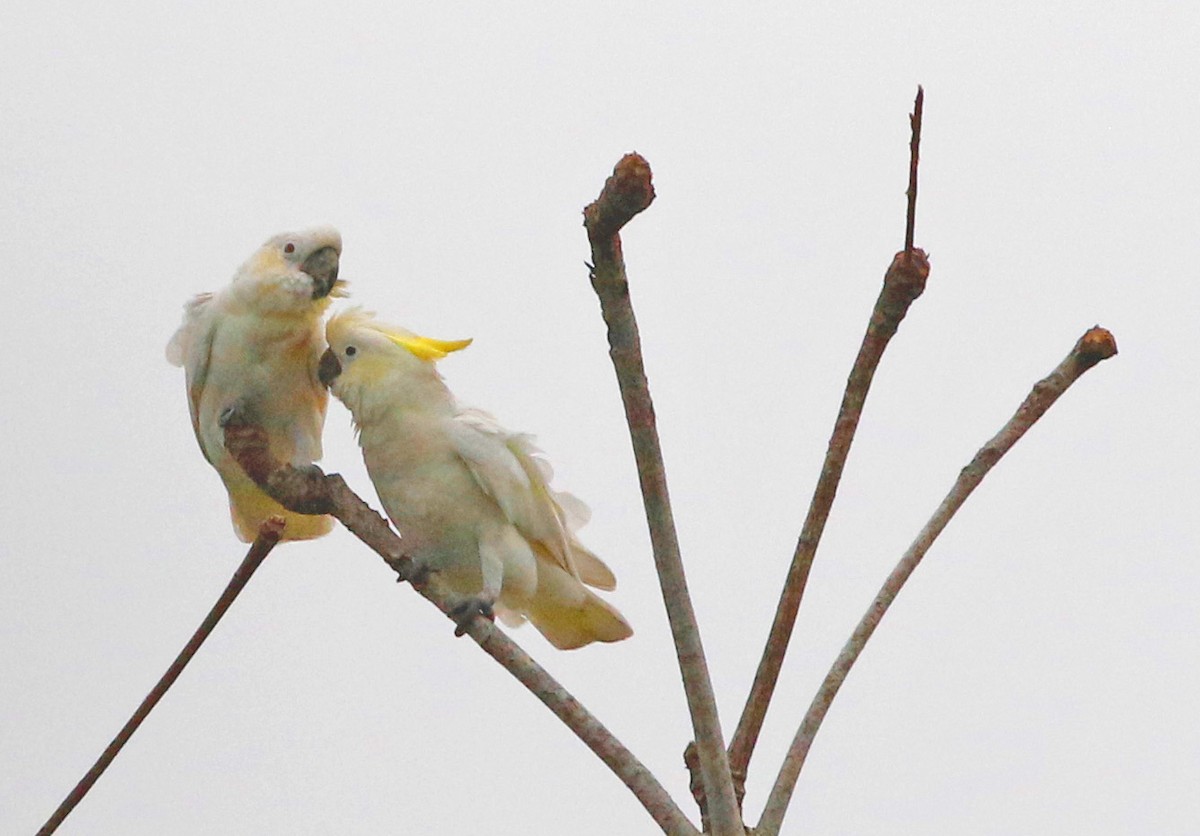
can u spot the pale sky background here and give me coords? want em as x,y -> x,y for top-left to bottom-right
2,2 -> 1197,834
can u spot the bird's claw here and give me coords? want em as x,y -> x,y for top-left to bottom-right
449,597 -> 495,637
393,555 -> 433,586
218,404 -> 242,428
218,400 -> 261,429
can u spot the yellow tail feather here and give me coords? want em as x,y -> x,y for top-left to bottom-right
227,480 -> 334,543
526,587 -> 633,650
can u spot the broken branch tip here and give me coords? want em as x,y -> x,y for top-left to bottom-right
1074,326 -> 1118,370
583,152 -> 656,239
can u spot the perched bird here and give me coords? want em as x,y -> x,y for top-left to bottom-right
167,227 -> 345,542
320,308 -> 632,649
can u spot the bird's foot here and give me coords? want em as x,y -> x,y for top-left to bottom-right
217,402 -> 245,428
449,596 -> 495,637
394,554 -> 434,586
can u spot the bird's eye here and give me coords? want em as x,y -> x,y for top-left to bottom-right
345,346 -> 357,357
284,242 -> 296,254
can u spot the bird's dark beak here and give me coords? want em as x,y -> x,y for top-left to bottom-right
318,348 -> 342,387
302,246 -> 340,299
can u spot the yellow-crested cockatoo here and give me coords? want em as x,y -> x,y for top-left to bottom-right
318,308 -> 631,649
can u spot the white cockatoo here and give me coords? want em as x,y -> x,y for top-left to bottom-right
167,227 -> 345,542
319,308 -> 632,649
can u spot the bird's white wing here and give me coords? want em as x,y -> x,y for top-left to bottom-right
166,293 -> 217,459
449,408 -> 617,589
449,409 -> 580,572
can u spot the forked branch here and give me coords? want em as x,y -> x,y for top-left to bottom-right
756,327 -> 1118,835
222,419 -> 700,836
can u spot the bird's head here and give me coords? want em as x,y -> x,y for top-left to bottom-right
320,307 -> 472,413
232,226 -> 347,314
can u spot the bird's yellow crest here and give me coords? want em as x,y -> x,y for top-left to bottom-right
327,307 -> 472,362
384,332 -> 473,361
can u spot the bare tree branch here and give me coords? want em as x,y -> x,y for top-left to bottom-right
728,248 -> 930,789
583,153 -> 743,835
37,519 -> 285,836
755,326 -> 1119,835
729,90 -> 930,793
221,419 -> 700,836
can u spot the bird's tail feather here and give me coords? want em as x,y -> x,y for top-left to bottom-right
228,480 -> 334,542
524,560 -> 633,650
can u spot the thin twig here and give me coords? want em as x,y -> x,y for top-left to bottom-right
37,519 -> 285,836
755,327 -> 1118,835
905,85 -> 924,254
583,153 -> 743,836
221,419 -> 700,836
727,248 -> 930,790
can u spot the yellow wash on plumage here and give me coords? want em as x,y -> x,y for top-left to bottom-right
166,227 -> 345,542
319,307 -> 632,649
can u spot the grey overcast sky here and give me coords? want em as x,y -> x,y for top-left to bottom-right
3,2 -> 1197,834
